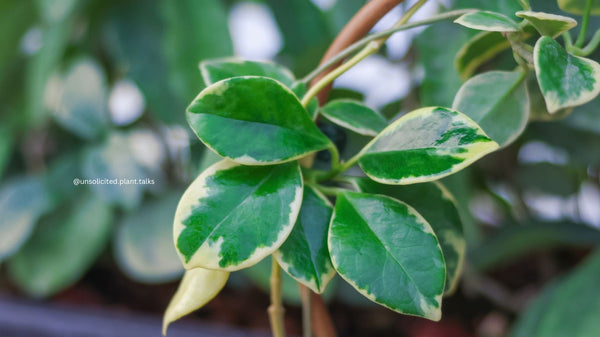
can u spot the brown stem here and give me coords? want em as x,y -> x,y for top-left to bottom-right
311,0 -> 405,104
305,2 -> 405,336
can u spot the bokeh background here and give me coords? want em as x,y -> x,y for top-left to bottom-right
1,0 -> 600,336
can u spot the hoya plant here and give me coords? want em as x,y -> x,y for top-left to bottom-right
163,0 -> 600,336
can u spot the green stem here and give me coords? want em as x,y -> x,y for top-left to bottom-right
301,9 -> 475,84
517,0 -> 531,10
300,285 -> 312,337
563,31 -> 574,49
312,184 -> 350,196
575,0 -> 593,48
327,143 -> 341,172
268,258 -> 286,337
316,152 -> 362,183
570,29 -> 600,56
301,43 -> 379,107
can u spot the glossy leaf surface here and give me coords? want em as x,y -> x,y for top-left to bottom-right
353,179 -> 465,294
557,0 -> 600,15
328,192 -> 445,321
200,58 -> 295,87
320,100 -> 387,136
274,186 -> 335,294
187,76 -> 331,165
455,31 -> 511,81
510,250 -> 600,337
534,36 -> 600,113
174,160 -> 303,271
163,268 -> 229,335
8,193 -> 113,298
0,177 -> 51,262
455,11 -> 520,32
453,70 -> 529,147
358,107 -> 499,185
114,192 -> 184,284
516,11 -> 577,37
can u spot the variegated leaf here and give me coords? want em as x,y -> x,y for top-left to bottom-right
455,11 -> 521,32
352,179 -> 466,295
516,11 -> 577,37
174,160 -> 303,271
357,107 -> 499,185
274,186 -> 335,294
534,36 -> 600,113
163,268 -> 229,335
186,76 -> 331,165
320,100 -> 387,136
455,31 -> 511,81
328,192 -> 445,321
453,70 -> 530,147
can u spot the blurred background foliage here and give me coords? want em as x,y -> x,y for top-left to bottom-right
1,0 -> 600,335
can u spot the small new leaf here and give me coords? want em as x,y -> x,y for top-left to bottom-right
187,76 -> 331,165
328,192 -> 445,320
163,268 -> 229,335
358,107 -> 499,185
320,100 -> 387,136
274,186 -> 335,294
454,11 -> 521,32
174,160 -> 303,271
516,11 -> 577,37
534,36 -> 600,113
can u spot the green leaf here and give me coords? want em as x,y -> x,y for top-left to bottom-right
274,186 -> 335,294
82,133 -> 147,210
534,36 -> 600,113
114,192 -> 184,284
187,76 -> 331,165
104,0 -> 184,124
455,31 -> 512,81
453,70 -> 530,147
564,96 -> 600,134
50,58 -> 109,140
200,58 -> 295,87
174,160 -> 303,271
7,193 -> 113,298
0,0 -> 35,83
516,11 -> 577,37
510,250 -> 600,337
163,268 -> 229,335
527,74 -> 574,121
358,107 -> 499,185
162,0 -> 233,102
471,221 -> 600,271
455,11 -> 521,32
0,176 -> 51,262
557,0 -> 600,16
25,18 -> 73,127
515,163 -> 583,196
352,179 -> 466,295
35,0 -> 80,23
328,192 -> 445,321
320,100 -> 387,137
417,22 -> 471,105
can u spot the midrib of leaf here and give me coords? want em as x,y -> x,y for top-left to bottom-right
477,71 -> 526,125
343,196 -> 427,303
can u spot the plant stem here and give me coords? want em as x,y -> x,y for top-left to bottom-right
301,0 -> 429,106
299,285 -> 312,337
268,258 -> 286,337
570,29 -> 600,56
517,0 -> 531,10
301,9 -> 474,85
312,184 -> 349,196
301,43 -> 379,107
316,152 -> 362,183
575,0 -> 593,48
